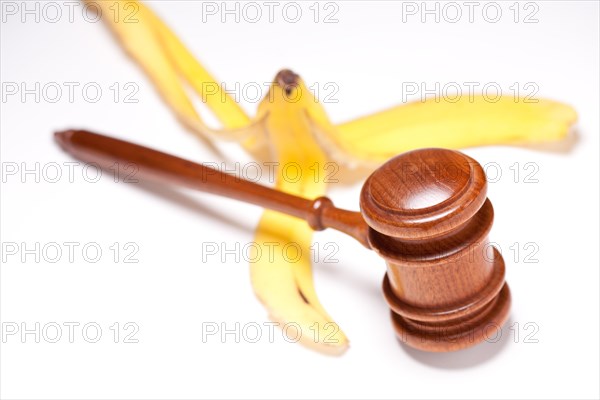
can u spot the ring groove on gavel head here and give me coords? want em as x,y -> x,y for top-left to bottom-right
359,148 -> 511,352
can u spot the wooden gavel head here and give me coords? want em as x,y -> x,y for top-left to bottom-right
359,148 -> 511,351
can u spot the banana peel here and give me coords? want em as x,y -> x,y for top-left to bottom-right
250,74 -> 348,353
331,97 -> 577,164
90,0 -> 577,355
90,0 -> 264,147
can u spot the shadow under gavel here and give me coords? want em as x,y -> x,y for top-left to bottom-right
55,129 -> 511,352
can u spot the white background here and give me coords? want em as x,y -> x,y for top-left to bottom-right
1,1 -> 599,399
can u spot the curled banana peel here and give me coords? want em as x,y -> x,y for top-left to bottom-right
250,73 -> 348,353
91,0 -> 577,355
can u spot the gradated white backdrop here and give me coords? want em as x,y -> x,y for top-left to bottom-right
1,1 -> 598,399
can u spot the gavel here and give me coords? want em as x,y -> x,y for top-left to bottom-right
55,130 -> 511,352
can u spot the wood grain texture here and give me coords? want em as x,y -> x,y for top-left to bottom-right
360,148 -> 488,241
55,130 -> 510,352
360,148 -> 510,351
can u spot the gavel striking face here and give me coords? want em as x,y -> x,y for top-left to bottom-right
55,130 -> 511,352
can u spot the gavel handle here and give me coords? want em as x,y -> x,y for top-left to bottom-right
54,130 -> 370,248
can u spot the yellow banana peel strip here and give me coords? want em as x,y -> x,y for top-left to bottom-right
92,0 -> 577,355
91,0 -> 263,146
328,96 -> 578,165
250,77 -> 348,353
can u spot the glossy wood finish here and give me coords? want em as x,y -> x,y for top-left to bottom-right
360,149 -> 487,241
54,130 -> 370,248
55,130 -> 510,352
361,149 -> 510,351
